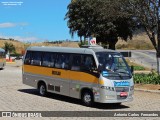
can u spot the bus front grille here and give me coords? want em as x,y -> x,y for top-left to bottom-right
115,87 -> 129,92
117,95 -> 127,100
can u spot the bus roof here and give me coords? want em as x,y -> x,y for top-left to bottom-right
0,48 -> 5,52
26,46 -> 118,54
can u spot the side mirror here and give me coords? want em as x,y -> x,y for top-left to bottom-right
98,64 -> 103,72
131,65 -> 134,74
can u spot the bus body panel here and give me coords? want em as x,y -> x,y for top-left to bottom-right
23,65 -> 70,96
23,64 -> 99,99
68,71 -> 99,99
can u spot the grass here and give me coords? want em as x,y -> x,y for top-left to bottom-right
125,58 -> 149,71
133,66 -> 145,71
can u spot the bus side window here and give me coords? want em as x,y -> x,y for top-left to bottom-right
42,52 -> 56,67
50,53 -> 56,67
81,55 -> 96,72
71,55 -> 81,71
42,52 -> 50,67
31,52 -> 42,66
24,51 -> 31,65
55,53 -> 70,69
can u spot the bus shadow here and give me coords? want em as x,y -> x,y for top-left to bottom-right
18,89 -> 129,110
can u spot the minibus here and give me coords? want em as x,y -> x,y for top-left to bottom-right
22,46 -> 134,106
0,48 -> 6,70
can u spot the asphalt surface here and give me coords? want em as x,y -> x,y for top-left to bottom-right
131,50 -> 157,70
0,60 -> 160,120
118,50 -> 158,70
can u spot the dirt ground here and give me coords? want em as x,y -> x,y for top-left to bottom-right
135,84 -> 160,91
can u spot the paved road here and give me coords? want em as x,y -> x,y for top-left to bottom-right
118,50 -> 158,70
0,61 -> 160,119
131,50 -> 157,70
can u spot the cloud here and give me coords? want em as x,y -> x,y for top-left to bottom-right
0,22 -> 28,28
0,35 -> 40,42
0,23 -> 16,28
12,36 -> 39,42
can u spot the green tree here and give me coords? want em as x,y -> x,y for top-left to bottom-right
65,0 -> 135,49
125,0 -> 160,74
3,42 -> 16,54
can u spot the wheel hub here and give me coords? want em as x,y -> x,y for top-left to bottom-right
40,86 -> 45,95
84,94 -> 91,103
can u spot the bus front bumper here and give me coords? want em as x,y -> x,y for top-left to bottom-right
94,89 -> 134,103
95,95 -> 133,103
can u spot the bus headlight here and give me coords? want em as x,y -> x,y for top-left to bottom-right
101,86 -> 115,91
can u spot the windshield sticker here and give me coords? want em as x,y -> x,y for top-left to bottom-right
114,81 -> 130,87
102,71 -> 108,76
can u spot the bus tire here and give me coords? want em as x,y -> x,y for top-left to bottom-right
2,64 -> 4,69
81,90 -> 94,107
39,83 -> 47,97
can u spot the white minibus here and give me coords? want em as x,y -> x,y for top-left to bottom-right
23,46 -> 134,106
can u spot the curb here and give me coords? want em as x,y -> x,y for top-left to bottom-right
135,88 -> 160,94
134,71 -> 151,74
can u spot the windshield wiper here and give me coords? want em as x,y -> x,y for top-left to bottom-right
118,71 -> 131,77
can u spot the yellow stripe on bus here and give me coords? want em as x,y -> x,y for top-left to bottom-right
23,65 -> 99,84
68,71 -> 99,84
23,65 -> 67,79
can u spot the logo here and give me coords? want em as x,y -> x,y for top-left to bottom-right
2,112 -> 11,117
89,37 -> 96,45
114,81 -> 130,87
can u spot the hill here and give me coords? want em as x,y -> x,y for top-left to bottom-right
0,33 -> 155,54
0,39 -> 24,54
116,32 -> 154,50
0,39 -> 79,54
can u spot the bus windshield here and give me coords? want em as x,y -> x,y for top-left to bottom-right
96,52 -> 132,80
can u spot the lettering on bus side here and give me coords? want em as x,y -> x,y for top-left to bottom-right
52,71 -> 61,76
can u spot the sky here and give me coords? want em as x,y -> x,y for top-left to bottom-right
0,0 -> 79,42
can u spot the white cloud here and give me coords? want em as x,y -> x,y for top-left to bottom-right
12,36 -> 39,42
0,35 -> 40,42
0,23 -> 16,28
0,22 -> 28,28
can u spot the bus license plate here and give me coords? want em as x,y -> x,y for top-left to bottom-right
120,92 -> 128,97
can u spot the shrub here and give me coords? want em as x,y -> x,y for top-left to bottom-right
133,72 -> 160,84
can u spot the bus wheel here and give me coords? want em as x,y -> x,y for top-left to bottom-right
81,91 -> 94,107
39,83 -> 47,96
